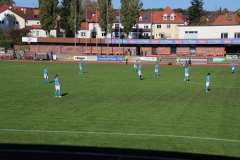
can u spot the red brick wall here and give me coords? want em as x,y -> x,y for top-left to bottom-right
196,46 -> 224,55
157,47 -> 170,54
176,47 -> 190,54
141,47 -> 152,56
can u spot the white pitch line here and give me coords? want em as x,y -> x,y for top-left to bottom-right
0,129 -> 240,143
188,81 -> 240,88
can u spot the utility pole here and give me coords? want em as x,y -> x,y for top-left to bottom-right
96,7 -> 98,55
106,0 -> 109,55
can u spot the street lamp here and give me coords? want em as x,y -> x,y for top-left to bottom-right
85,7 -> 87,55
96,7 -> 98,55
119,8 -> 120,55
74,6 -> 76,55
151,10 -> 152,40
106,0 -> 109,55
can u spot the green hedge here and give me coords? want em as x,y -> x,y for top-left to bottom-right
0,40 -> 13,50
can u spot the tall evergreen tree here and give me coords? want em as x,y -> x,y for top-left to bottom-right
0,0 -> 15,6
59,0 -> 71,37
39,0 -> 58,36
69,0 -> 84,36
187,0 -> 204,25
120,0 -> 143,37
98,0 -> 113,37
237,8 -> 240,17
59,0 -> 84,37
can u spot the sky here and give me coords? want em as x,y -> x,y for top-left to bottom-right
15,0 -> 240,11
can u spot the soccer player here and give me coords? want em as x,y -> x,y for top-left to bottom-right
54,74 -> 61,97
206,73 -> 210,92
125,55 -> 128,65
184,65 -> 189,81
138,64 -> 142,81
232,63 -> 235,73
44,67 -> 49,84
133,60 -> 138,72
79,59 -> 83,74
154,62 -> 159,76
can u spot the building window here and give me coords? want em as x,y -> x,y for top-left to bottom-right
34,15 -> 38,18
14,21 -> 19,25
144,25 -> 148,28
185,31 -> 189,33
234,32 -> 240,38
116,16 -> 120,21
190,46 -> 196,53
221,33 -> 228,39
37,21 -> 40,24
163,13 -> 168,20
170,14 -> 175,20
36,31 -> 39,37
81,32 -> 86,36
167,24 -> 171,29
157,25 -> 161,29
139,16 -> 142,21
25,20 -> 28,25
102,32 -> 106,36
227,16 -> 232,21
115,24 -> 119,28
0,20 -> 4,24
145,16 -> 148,20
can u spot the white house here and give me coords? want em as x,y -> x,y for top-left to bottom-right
178,25 -> 240,39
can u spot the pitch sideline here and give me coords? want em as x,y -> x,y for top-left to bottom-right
0,128 -> 239,143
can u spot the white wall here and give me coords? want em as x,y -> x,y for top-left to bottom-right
30,29 -> 57,37
179,25 -> 240,39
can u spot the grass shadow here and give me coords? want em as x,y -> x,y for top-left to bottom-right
61,93 -> 69,97
49,81 -> 54,83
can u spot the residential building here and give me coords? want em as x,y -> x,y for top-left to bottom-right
152,6 -> 184,39
212,13 -> 240,25
129,11 -> 152,39
0,5 -> 58,37
178,25 -> 240,39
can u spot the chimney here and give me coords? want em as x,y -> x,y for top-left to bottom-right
24,9 -> 26,14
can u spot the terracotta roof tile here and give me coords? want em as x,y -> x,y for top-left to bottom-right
81,22 -> 89,30
212,14 -> 240,25
88,11 -> 99,23
152,6 -> 184,24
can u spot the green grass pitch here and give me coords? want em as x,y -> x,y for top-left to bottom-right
0,61 -> 239,158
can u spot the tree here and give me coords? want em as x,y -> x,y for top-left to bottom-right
187,0 -> 204,25
237,8 -> 240,16
59,0 -> 71,37
38,0 -> 58,37
120,0 -> 143,37
197,16 -> 210,25
98,0 -> 113,37
82,0 -> 98,11
217,6 -> 222,15
0,0 -> 15,6
69,0 -> 84,37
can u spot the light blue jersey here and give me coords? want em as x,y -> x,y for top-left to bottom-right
206,75 -> 210,82
44,68 -> 48,75
79,61 -> 83,67
55,77 -> 59,86
135,61 -> 138,66
138,65 -> 142,71
155,64 -> 159,70
185,68 -> 189,74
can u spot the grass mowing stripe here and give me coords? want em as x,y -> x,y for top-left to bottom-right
188,81 -> 240,88
0,129 -> 240,143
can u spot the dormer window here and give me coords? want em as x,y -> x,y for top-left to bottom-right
139,16 -> 142,21
227,16 -> 232,21
116,16 -> 120,21
145,16 -> 148,20
170,13 -> 175,20
163,13 -> 168,20
34,15 -> 38,18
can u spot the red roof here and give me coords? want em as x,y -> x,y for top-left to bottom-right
212,14 -> 240,25
152,6 -> 184,24
81,22 -> 89,30
88,11 -> 99,23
